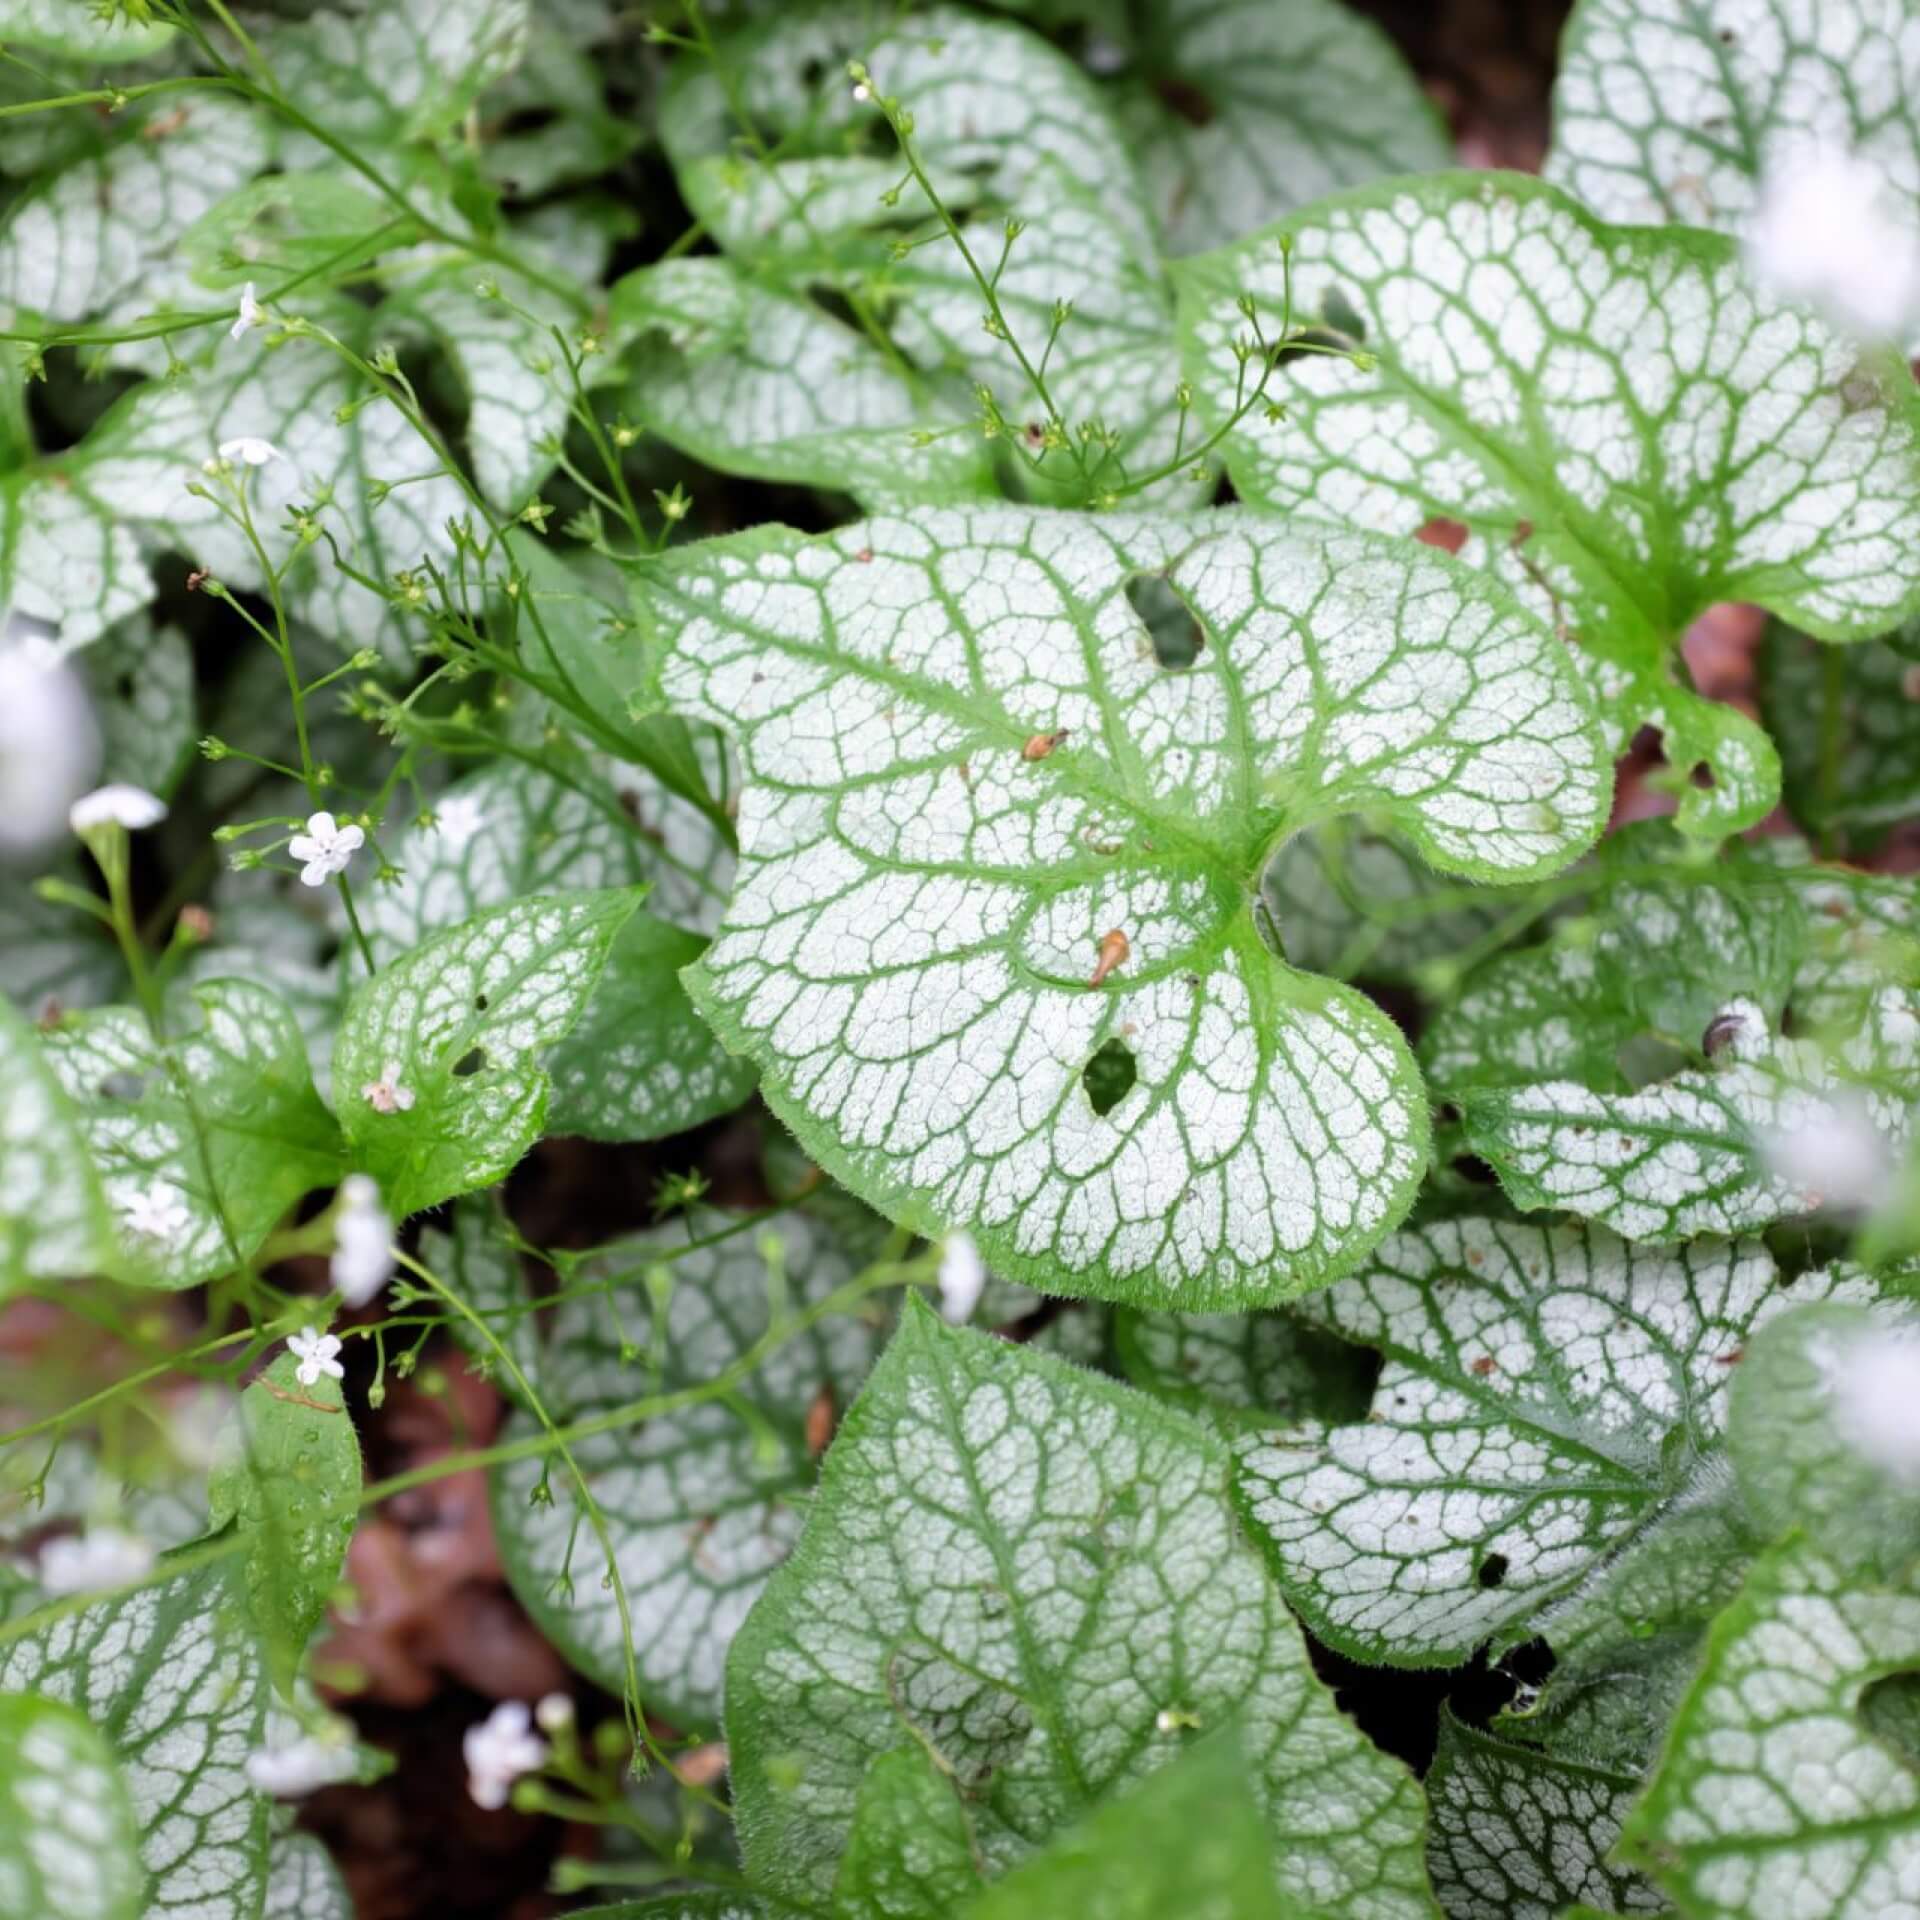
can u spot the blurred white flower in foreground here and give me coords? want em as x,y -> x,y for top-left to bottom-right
289,1327 -> 344,1387
39,1526 -> 154,1595
246,1730 -> 356,1797
465,1700 -> 548,1809
71,783 -> 167,834
290,810 -> 364,886
0,621 -> 98,857
331,1174 -> 395,1308
1745,144 -> 1920,341
937,1229 -> 987,1324
1819,1322 -> 1920,1485
218,436 -> 281,468
432,791 -> 487,852
1762,1093 -> 1894,1215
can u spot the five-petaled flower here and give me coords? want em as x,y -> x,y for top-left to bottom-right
360,1062 -> 416,1117
38,1526 -> 154,1596
218,436 -> 281,468
331,1173 -> 395,1309
290,810 -> 364,886
70,783 -> 167,834
230,281 -> 266,342
122,1179 -> 190,1244
464,1701 -> 549,1810
289,1327 -> 345,1387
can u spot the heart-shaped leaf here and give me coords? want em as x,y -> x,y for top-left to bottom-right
633,505 -> 1609,1307
359,760 -> 746,1142
1620,1541 -> 1920,1920
726,1299 -> 1437,1916
1234,1215 -> 1870,1664
41,979 -> 343,1290
1174,171 -> 1920,832
334,888 -> 639,1218
1109,0 -> 1449,257
0,1564 -> 272,1920
614,259 -> 996,510
1463,986 -> 1920,1242
1547,0 -> 1917,244
1423,827 -> 1806,1097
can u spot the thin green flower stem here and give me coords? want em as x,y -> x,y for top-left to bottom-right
0,72 -> 236,119
865,82 -> 1090,490
678,0 -> 919,385
392,1247 -> 673,1777
0,1328 -> 266,1449
159,1 -> 588,315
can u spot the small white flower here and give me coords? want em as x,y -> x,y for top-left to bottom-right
852,80 -> 872,102
1745,143 -> 1920,341
218,436 -> 281,468
245,1731 -> 356,1798
70,783 -> 167,834
230,281 -> 266,342
288,1327 -> 345,1387
330,1173 -> 395,1309
464,1701 -> 548,1810
936,1229 -> 987,1325
0,629 -> 99,857
534,1693 -> 574,1734
1819,1323 -> 1920,1485
288,810 -> 364,887
122,1180 -> 191,1245
360,1060 -> 416,1117
39,1526 -> 154,1596
432,790 -> 487,852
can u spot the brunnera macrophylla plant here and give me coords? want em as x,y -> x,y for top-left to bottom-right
3,0 -> 1920,1916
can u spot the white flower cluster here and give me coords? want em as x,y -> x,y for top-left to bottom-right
0,620 -> 98,857
38,1526 -> 154,1596
1821,1323 -> 1920,1486
936,1229 -> 987,1324
463,1698 -> 568,1810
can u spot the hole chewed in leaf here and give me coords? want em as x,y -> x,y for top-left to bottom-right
452,1047 -> 486,1078
1125,574 -> 1206,669
1476,1552 -> 1510,1591
1083,1037 -> 1138,1115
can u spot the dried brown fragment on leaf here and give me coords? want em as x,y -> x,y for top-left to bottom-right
804,1383 -> 836,1459
1088,928 -> 1130,988
1416,517 -> 1469,554
1022,728 -> 1069,761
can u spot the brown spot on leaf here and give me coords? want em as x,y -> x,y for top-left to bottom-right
1023,728 -> 1069,761
1417,517 -> 1469,555
1088,928 -> 1130,988
1469,1355 -> 1496,1377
